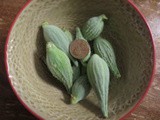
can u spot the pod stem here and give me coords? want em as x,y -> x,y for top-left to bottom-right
116,73 -> 121,78
99,14 -> 108,21
71,95 -> 78,104
76,27 -> 86,40
42,21 -> 49,28
62,27 -> 67,32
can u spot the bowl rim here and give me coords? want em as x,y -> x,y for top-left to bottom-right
5,0 -> 156,120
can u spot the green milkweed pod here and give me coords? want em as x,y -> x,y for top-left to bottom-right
42,22 -> 78,67
87,54 -> 110,118
46,42 -> 73,93
76,27 -> 91,66
71,75 -> 91,104
94,37 -> 121,78
63,29 -> 73,42
82,14 -> 108,41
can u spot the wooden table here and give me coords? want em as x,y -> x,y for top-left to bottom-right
0,0 -> 160,119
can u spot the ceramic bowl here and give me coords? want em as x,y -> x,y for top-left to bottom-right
5,0 -> 155,120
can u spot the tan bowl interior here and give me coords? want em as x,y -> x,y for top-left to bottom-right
7,0 -> 154,120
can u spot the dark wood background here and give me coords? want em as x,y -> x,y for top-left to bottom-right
0,0 -> 160,120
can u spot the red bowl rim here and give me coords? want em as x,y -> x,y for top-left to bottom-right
4,0 -> 156,120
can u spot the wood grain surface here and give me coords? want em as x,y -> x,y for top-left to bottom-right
0,0 -> 160,120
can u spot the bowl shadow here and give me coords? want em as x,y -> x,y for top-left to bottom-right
79,99 -> 105,118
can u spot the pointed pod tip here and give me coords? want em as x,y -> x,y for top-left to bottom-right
115,70 -> 121,79
102,109 -> 109,118
76,27 -> 81,35
103,113 -> 108,118
62,27 -> 67,32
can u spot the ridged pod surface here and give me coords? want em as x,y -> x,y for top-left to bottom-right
94,37 -> 121,78
46,42 -> 73,93
42,22 -> 78,66
82,14 -> 107,41
71,75 -> 91,104
87,54 -> 110,117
